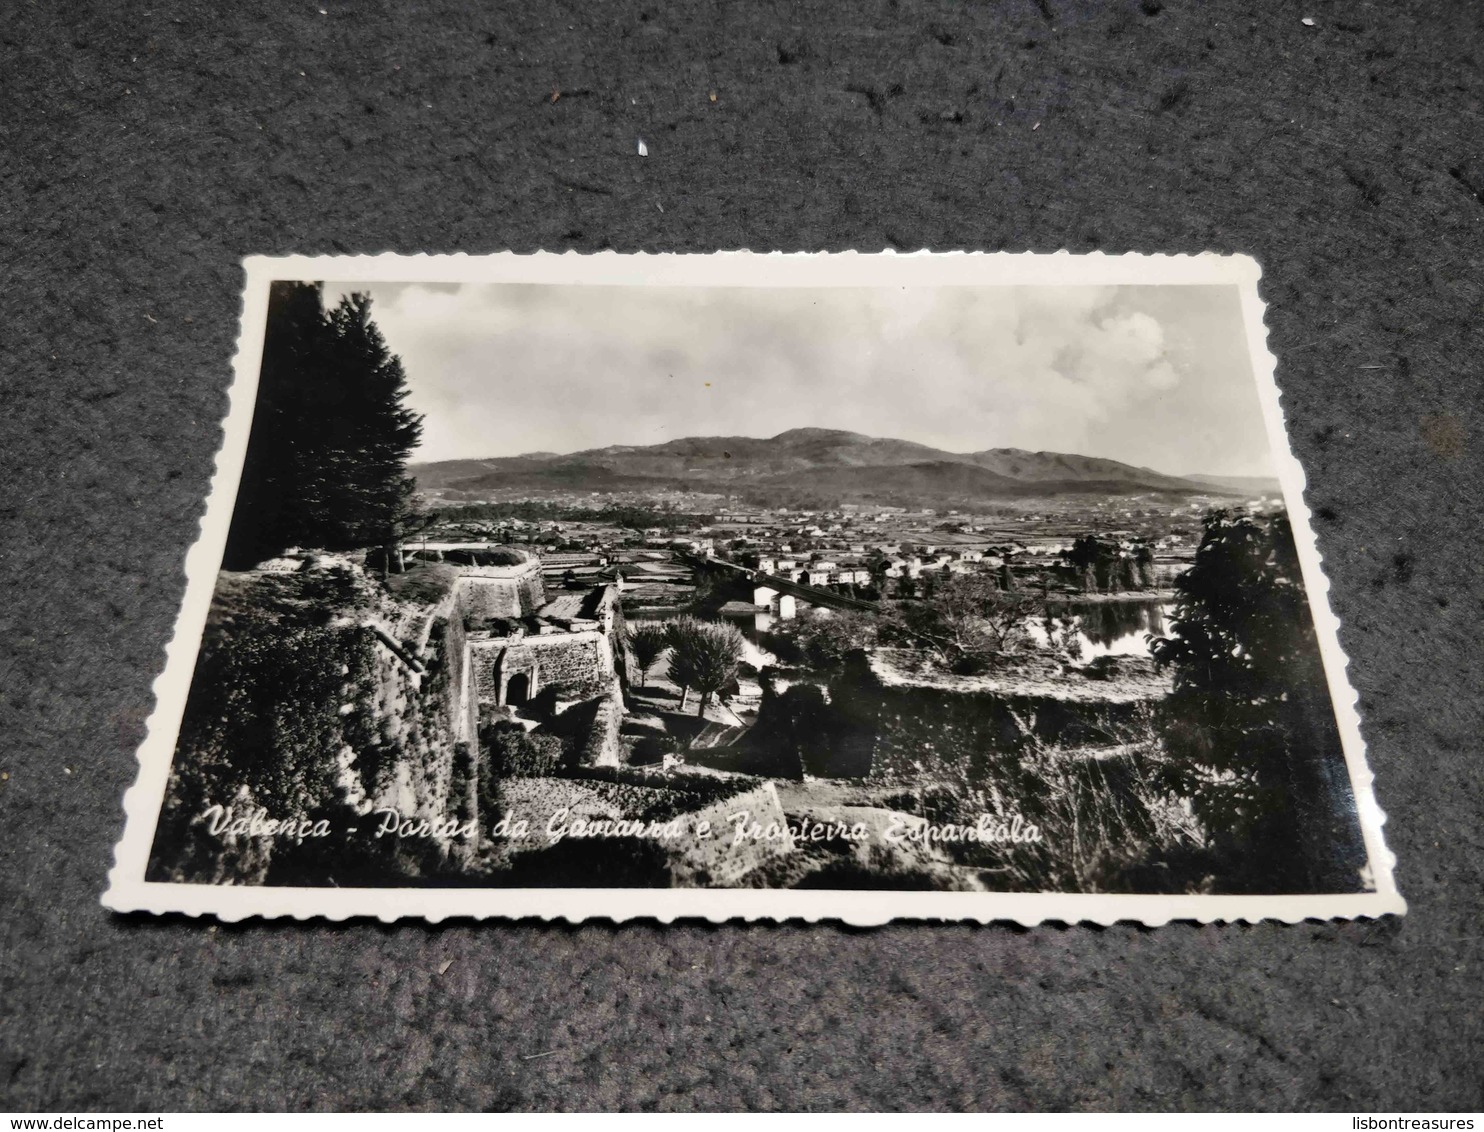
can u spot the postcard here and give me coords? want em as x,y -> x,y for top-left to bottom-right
104,251 -> 1404,924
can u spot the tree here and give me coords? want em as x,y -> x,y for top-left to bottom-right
782,610 -> 878,669
1061,536 -> 1155,594
1064,535 -> 1121,592
919,570 -> 939,600
223,284 -> 424,570
666,618 -> 746,717
889,574 -> 1036,669
367,499 -> 440,578
627,623 -> 670,688
1151,511 -> 1321,707
324,293 -> 424,569
223,282 -> 328,568
661,616 -> 702,711
666,640 -> 699,712
1130,542 -> 1157,589
1150,509 -> 1365,892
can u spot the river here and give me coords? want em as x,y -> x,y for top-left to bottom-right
1027,599 -> 1175,659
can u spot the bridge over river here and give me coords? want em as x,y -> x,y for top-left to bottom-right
677,553 -> 880,618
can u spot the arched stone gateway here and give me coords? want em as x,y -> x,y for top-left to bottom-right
493,647 -> 541,707
505,671 -> 531,706
475,629 -> 616,709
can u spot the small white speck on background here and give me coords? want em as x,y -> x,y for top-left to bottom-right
637,138 -> 649,156
1301,16 -> 1316,26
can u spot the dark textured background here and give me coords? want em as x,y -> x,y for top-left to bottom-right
2,0 -> 1481,1112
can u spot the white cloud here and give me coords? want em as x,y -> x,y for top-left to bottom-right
320,279 -> 1273,476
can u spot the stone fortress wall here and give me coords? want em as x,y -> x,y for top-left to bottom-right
468,628 -> 615,707
458,559 -> 546,621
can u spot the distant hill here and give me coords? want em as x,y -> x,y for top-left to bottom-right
959,448 -> 1201,492
412,427 -> 1247,506
1182,473 -> 1283,496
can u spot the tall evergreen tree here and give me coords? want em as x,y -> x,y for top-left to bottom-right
626,623 -> 670,688
223,284 -> 423,570
323,293 -> 425,569
224,282 -> 326,569
1150,509 -> 1366,892
666,618 -> 745,717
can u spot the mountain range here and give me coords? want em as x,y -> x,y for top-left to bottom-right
411,428 -> 1273,507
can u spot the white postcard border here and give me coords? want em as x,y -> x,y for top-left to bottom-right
104,251 -> 1405,925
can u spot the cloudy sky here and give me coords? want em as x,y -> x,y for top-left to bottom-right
319,280 -> 1274,477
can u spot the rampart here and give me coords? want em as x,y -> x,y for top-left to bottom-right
360,579 -> 481,847
579,685 -> 626,769
458,560 -> 546,621
148,564 -> 483,885
668,782 -> 795,886
830,648 -> 1173,781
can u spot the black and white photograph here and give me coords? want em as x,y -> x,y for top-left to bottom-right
14,0 -> 1482,1113
106,252 -> 1401,923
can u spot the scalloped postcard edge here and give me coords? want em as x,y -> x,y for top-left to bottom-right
102,250 -> 1405,926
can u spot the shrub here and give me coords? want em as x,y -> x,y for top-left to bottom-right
884,701 -> 1213,894
885,576 -> 1036,667
763,611 -> 878,671
380,562 -> 459,606
949,651 -> 994,676
485,725 -> 565,778
794,855 -> 959,891
629,735 -> 678,767
499,836 -> 672,888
